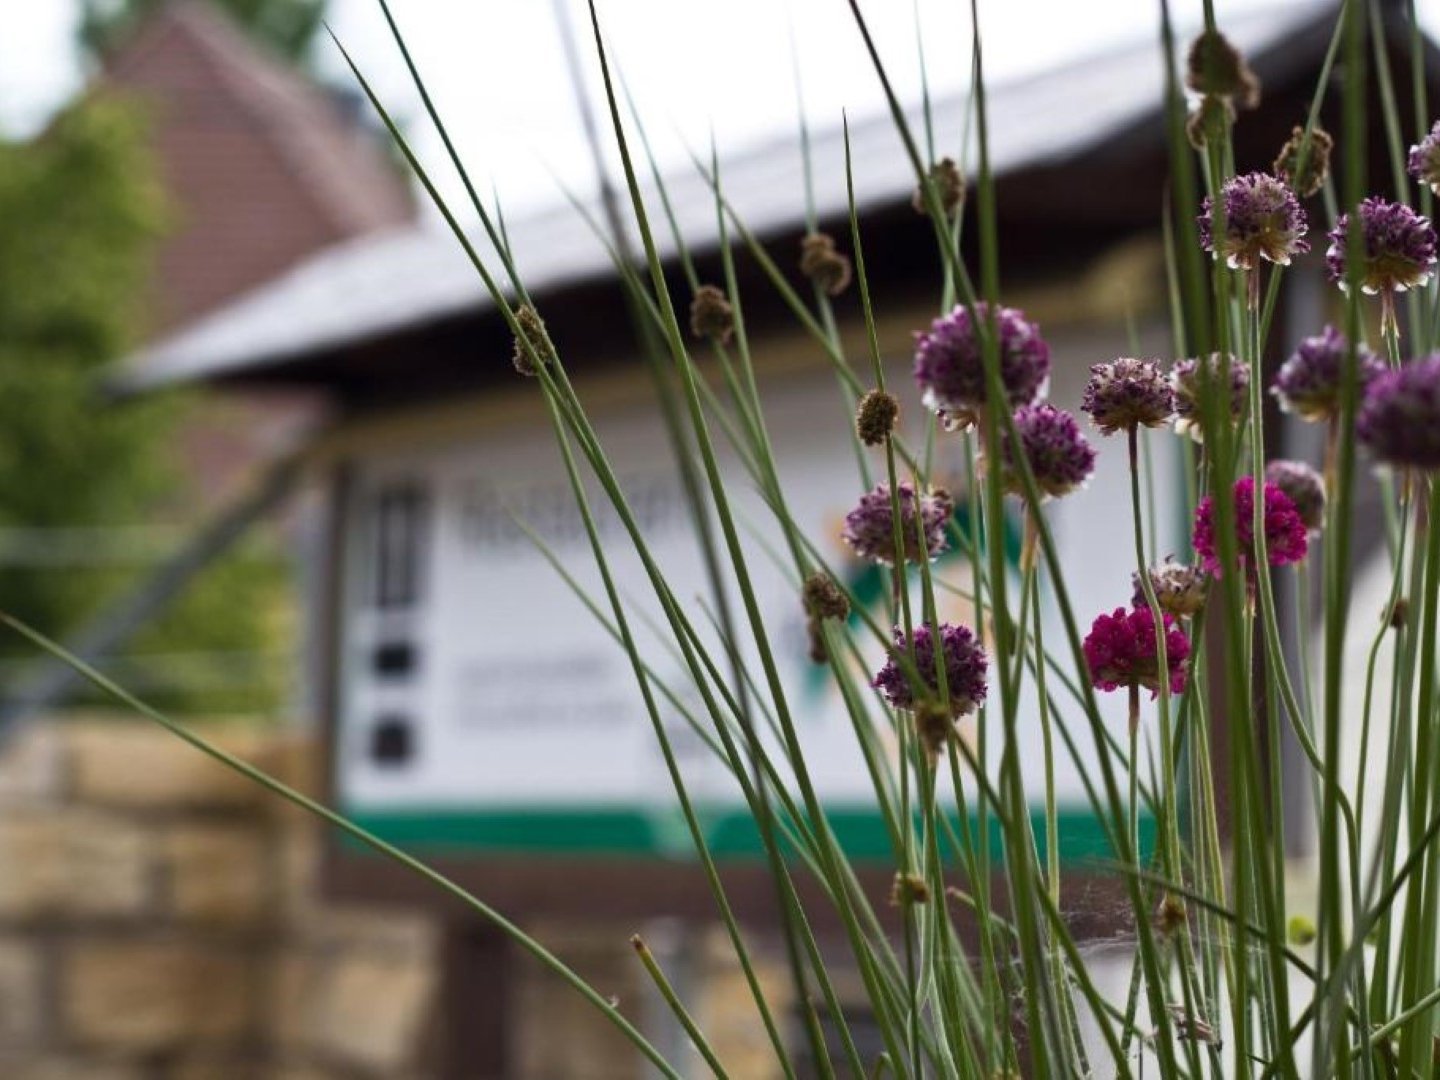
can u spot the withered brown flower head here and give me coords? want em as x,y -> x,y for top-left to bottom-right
511,304 -> 553,376
689,284 -> 735,343
1185,29 -> 1260,108
799,232 -> 853,297
912,157 -> 965,217
855,389 -> 900,446
1274,124 -> 1334,198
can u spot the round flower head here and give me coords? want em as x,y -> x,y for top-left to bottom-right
994,404 -> 1096,499
914,303 -> 1050,432
842,482 -> 953,565
1199,172 -> 1309,271
1408,121 -> 1440,196
1132,557 -> 1208,618
1357,354 -> 1440,470
1082,358 -> 1174,434
1084,605 -> 1191,697
1326,198 -> 1437,298
1272,325 -> 1385,422
1171,354 -> 1251,438
872,622 -> 988,719
1264,460 -> 1327,533
1192,476 -> 1309,579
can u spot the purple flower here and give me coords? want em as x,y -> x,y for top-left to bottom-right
995,404 -> 1096,499
1193,476 -> 1308,579
914,303 -> 1050,432
872,622 -> 988,719
1357,354 -> 1440,470
1084,606 -> 1191,697
1264,460 -> 1326,533
1326,198 -> 1437,296
842,482 -> 953,565
1199,172 -> 1309,270
1082,358 -> 1174,435
1272,325 -> 1385,422
1171,354 -> 1251,438
1408,120 -> 1440,196
1132,558 -> 1208,618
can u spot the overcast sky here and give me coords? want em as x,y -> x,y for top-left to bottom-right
6,0 -> 1440,219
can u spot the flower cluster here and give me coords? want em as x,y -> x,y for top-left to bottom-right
1132,558 -> 1208,618
1357,355 -> 1440,471
913,303 -> 1049,431
871,622 -> 988,719
1083,605 -> 1191,697
1264,460 -> 1326,533
842,482 -> 953,565
1272,325 -> 1384,422
1199,172 -> 1308,271
1408,121 -> 1440,196
1192,476 -> 1308,579
1082,358 -> 1173,435
994,403 -> 1096,499
1326,197 -> 1437,297
1171,354 -> 1251,438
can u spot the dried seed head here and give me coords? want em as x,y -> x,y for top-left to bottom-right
799,232 -> 853,296
1389,597 -> 1409,630
806,616 -> 828,665
511,305 -> 553,376
802,573 -> 850,621
1185,29 -> 1260,108
914,699 -> 955,759
912,157 -> 966,217
855,389 -> 900,446
1156,894 -> 1188,936
890,872 -> 930,907
1274,124 -> 1334,199
1185,94 -> 1234,151
689,284 -> 735,343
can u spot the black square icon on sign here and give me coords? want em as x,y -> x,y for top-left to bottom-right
371,715 -> 414,766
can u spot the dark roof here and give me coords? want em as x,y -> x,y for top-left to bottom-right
121,1 -> 1367,392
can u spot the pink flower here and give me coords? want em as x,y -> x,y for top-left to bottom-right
1192,476 -> 1308,578
1084,606 -> 1190,697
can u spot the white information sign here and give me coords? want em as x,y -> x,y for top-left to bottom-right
333,370 -> 1140,863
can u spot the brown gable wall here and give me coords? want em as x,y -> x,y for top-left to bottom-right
104,2 -> 414,333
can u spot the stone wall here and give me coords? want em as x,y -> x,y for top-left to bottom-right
0,718 -> 441,1079
0,717 -> 797,1079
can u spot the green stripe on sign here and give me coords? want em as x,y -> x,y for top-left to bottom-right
343,804 -> 1154,868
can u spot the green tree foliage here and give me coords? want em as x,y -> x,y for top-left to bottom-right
80,0 -> 328,67
0,99 -> 289,716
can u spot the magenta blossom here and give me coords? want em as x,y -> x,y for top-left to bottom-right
1084,605 -> 1191,697
1192,476 -> 1308,579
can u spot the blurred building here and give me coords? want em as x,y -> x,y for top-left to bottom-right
104,0 -> 415,504
3,0 -> 1430,1076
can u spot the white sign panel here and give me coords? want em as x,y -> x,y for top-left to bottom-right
333,369 -> 1143,862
